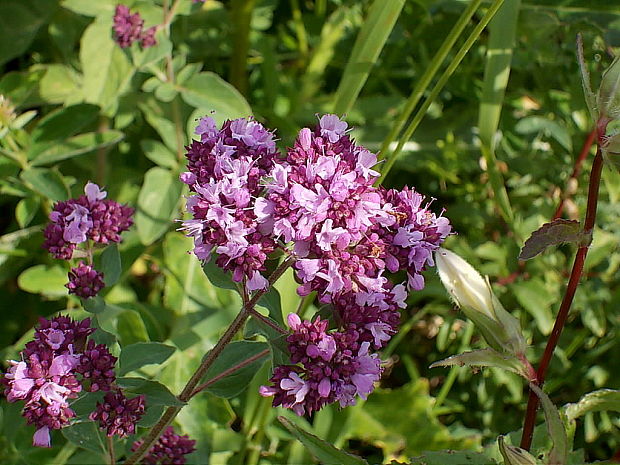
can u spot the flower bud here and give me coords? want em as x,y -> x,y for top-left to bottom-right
435,248 -> 526,355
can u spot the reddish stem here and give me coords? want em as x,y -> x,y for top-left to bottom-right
520,143 -> 604,450
553,128 -> 597,220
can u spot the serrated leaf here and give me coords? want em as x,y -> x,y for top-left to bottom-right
29,131 -> 124,166
20,168 -> 69,201
529,384 -> 568,465
430,348 -> 530,380
17,264 -> 67,298
117,377 -> 185,406
564,389 -> 620,422
519,219 -> 588,260
278,416 -> 369,465
98,244 -> 121,286
119,342 -> 176,376
203,341 -> 269,398
135,167 -> 183,245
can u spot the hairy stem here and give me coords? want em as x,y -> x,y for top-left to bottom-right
248,308 -> 288,334
520,142 -> 605,450
553,128 -> 597,220
123,257 -> 295,465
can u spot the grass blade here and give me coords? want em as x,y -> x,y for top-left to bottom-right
477,0 -> 521,225
331,0 -> 405,115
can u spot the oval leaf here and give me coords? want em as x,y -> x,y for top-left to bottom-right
17,264 -> 67,298
519,219 -> 589,260
119,342 -> 176,376
30,130 -> 124,166
135,167 -> 183,245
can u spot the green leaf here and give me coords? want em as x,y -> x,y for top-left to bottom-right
20,168 -> 69,201
61,421 -> 107,455
498,436 -> 539,465
132,31 -> 172,69
143,110 -> 181,153
80,16 -> 134,115
135,167 -> 183,245
0,0 -> 52,66
31,104 -> 100,143
179,72 -> 252,122
529,384 -> 568,465
409,451 -> 497,465
15,196 -> 40,228
29,130 -> 124,166
514,116 -> 573,153
477,0 -> 520,225
98,244 -> 121,286
519,219 -> 589,260
83,295 -> 107,314
163,233 -> 219,314
430,348 -> 530,380
257,286 -> 284,325
279,416 -> 368,465
117,377 -> 185,406
119,342 -> 176,376
155,82 -> 178,102
564,389 -> 620,422
332,0 -> 405,114
60,0 -> 117,17
203,341 -> 269,398
140,139 -> 178,169
116,308 -> 150,344
202,259 -> 238,291
17,264 -> 67,298
37,64 -> 82,105
511,279 -> 555,336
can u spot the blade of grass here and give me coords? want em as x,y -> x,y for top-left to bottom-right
331,0 -> 405,115
378,0 -> 507,184
477,0 -> 521,226
229,0 -> 257,96
377,0 -> 483,160
299,5 -> 357,104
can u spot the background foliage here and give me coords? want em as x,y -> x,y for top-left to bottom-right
1,0 -> 619,463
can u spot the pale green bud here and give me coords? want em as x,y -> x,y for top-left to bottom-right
435,248 -> 526,355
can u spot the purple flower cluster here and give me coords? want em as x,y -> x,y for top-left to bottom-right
0,317 -> 142,447
113,5 -> 157,49
180,115 -> 451,413
42,182 -> 133,299
179,117 -> 279,291
89,389 -> 145,438
132,426 -> 196,465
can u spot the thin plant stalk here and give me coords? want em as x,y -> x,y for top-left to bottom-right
377,0 -> 483,161
107,436 -> 115,465
123,257 -> 294,465
520,132 -> 606,450
378,0 -> 506,184
230,0 -> 257,96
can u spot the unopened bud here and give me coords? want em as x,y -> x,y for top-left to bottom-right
435,248 -> 526,355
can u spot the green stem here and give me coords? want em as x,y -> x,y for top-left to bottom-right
107,436 -> 115,465
47,442 -> 77,465
290,0 -> 309,64
377,0 -> 482,161
123,257 -> 295,465
378,0 -> 505,184
433,321 -> 474,410
230,0 -> 257,96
